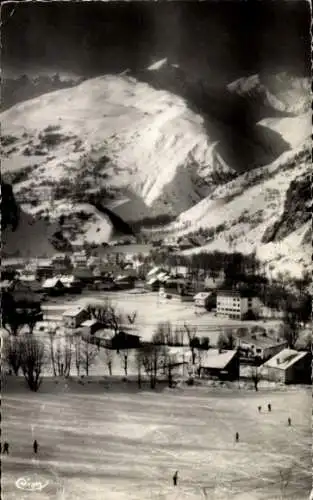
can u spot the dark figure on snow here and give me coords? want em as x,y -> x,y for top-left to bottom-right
3,442 -> 9,455
33,440 -> 38,454
173,471 -> 178,486
258,406 -> 261,413
288,417 -> 291,426
267,404 -> 271,412
235,432 -> 239,443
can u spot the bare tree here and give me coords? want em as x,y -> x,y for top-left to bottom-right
2,311 -> 25,337
141,343 -> 163,389
154,321 -> 174,345
81,335 -> 98,376
134,348 -> 143,388
2,336 -> 22,375
250,366 -> 262,392
217,329 -> 236,351
74,335 -> 82,376
119,348 -> 129,377
162,347 -> 177,388
281,311 -> 300,348
174,326 -> 184,346
87,300 -> 112,325
20,335 -> 45,392
104,348 -> 114,375
184,322 -> 198,364
48,329 -> 57,376
53,335 -> 73,377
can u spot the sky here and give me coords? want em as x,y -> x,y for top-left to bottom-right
1,1 -> 311,80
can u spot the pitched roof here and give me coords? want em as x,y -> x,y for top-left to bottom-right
147,266 -> 161,277
194,292 -> 211,300
262,349 -> 309,371
201,349 -> 238,370
42,277 -> 63,288
81,319 -> 99,327
62,306 -> 86,318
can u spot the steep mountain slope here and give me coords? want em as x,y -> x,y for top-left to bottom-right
1,74 -> 239,221
164,144 -> 311,277
1,71 -> 310,272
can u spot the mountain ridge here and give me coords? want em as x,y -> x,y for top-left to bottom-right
1,70 -> 310,275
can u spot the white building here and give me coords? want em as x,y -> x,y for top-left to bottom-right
194,292 -> 212,309
216,290 -> 261,320
62,306 -> 89,329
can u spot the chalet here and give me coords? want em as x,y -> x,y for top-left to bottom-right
62,306 -> 89,329
81,319 -> 102,336
146,277 -> 163,291
261,349 -> 312,384
194,292 -> 213,310
178,238 -> 194,250
42,278 -> 65,295
216,290 -> 261,320
59,275 -> 82,293
238,337 -> 287,362
198,349 -> 240,381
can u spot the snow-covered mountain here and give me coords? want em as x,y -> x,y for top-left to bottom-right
1,68 -> 310,273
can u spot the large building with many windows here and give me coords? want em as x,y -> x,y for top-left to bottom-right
216,290 -> 260,320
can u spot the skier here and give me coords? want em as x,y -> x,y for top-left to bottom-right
267,403 -> 271,412
3,442 -> 9,455
33,440 -> 38,454
288,417 -> 291,426
235,432 -> 239,443
258,406 -> 261,413
173,471 -> 178,486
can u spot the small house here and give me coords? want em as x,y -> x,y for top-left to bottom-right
261,349 -> 312,384
238,337 -> 287,362
59,275 -> 82,293
194,292 -> 213,310
198,349 -> 240,381
42,277 -> 65,295
62,306 -> 89,329
146,277 -> 162,291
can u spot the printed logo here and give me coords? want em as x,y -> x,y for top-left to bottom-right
13,468 -> 64,499
16,474 -> 50,492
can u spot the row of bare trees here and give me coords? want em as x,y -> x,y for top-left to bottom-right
2,335 -> 45,391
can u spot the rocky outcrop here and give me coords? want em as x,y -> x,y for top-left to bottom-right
262,172 -> 311,243
1,181 -> 20,232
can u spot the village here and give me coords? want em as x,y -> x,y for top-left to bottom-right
1,244 -> 311,387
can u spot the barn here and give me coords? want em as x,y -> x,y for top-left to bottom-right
199,349 -> 240,381
261,349 -> 312,384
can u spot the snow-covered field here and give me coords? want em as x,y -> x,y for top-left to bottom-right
2,381 -> 311,499
42,291 -> 282,343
